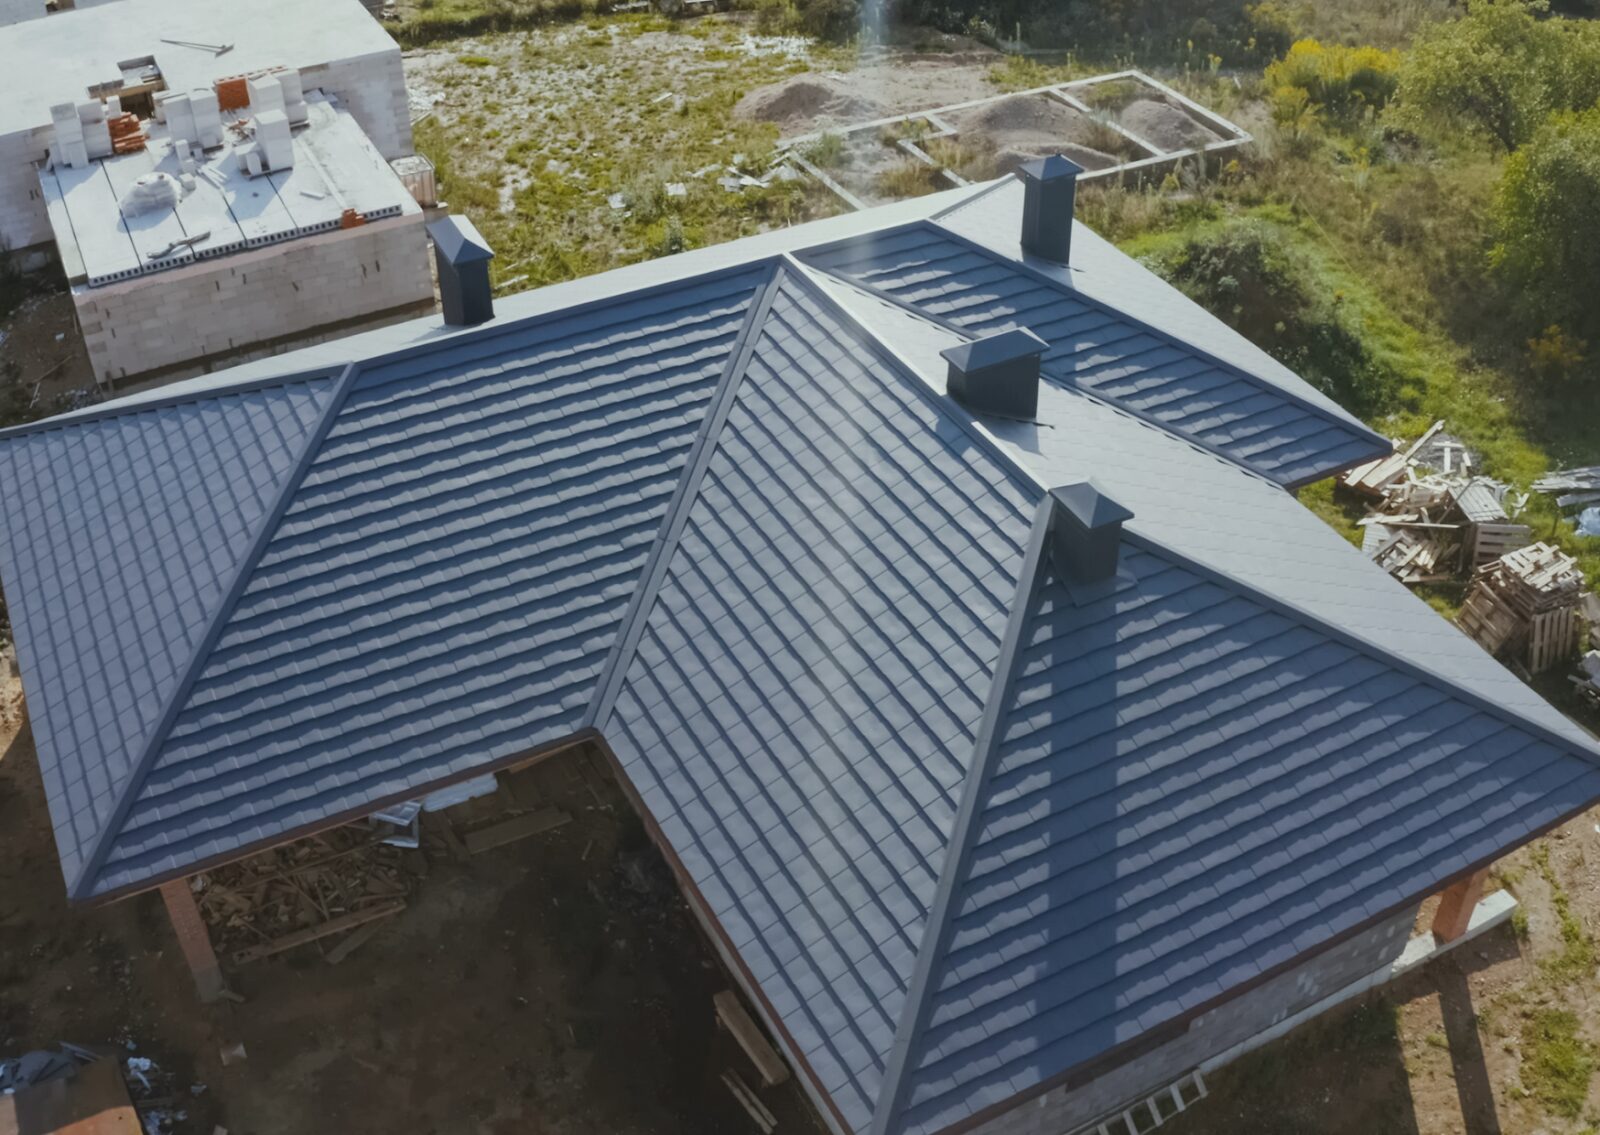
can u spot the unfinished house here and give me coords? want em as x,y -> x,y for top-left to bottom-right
0,0 -> 431,386
3,162 -> 1599,1135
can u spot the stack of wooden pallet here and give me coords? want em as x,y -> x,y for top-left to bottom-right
1457,543 -> 1587,674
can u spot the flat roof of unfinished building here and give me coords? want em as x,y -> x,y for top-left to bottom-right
0,0 -> 397,138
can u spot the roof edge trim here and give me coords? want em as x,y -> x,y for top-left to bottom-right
867,494 -> 1056,1135
68,361 -> 363,901
922,221 -> 1395,479
0,366 -> 347,444
586,262 -> 787,729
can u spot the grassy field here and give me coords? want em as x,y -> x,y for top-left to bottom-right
406,13 -> 850,290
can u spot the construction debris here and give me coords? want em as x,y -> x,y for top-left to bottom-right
193,825 -> 415,965
1458,543 -> 1588,674
0,1043 -> 98,1094
1573,650 -> 1600,712
1532,467 -> 1600,539
721,1068 -> 777,1133
1346,422 -> 1534,586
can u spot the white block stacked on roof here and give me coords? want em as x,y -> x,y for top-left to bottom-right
159,92 -> 199,148
75,101 -> 113,161
254,110 -> 294,172
50,103 -> 88,169
190,89 -> 223,149
277,69 -> 309,126
247,74 -> 286,117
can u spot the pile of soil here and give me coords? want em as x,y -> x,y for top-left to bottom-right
952,96 -> 1119,170
1120,98 -> 1222,153
734,74 -> 885,132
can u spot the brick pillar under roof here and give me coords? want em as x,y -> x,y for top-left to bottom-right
1432,868 -> 1491,943
159,878 -> 225,1002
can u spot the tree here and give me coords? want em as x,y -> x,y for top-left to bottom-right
1392,0 -> 1600,152
1492,106 -> 1600,357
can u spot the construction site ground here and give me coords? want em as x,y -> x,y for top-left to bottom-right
0,670 -> 822,1135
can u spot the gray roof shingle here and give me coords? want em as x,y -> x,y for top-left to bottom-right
1,178 -> 1597,1135
802,223 -> 1389,486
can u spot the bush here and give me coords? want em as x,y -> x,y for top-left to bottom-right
1392,0 -> 1600,152
1148,219 -> 1398,417
1492,105 -> 1600,357
1264,39 -> 1400,126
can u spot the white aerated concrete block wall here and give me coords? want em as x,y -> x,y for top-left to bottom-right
0,126 -> 53,256
301,47 -> 412,160
73,214 -> 432,386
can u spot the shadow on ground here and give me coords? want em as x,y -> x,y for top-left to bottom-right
1163,927 -> 1520,1135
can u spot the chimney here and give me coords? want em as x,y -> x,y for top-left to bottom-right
1020,154 -> 1084,265
428,215 -> 495,327
939,328 -> 1048,419
1050,481 -> 1133,587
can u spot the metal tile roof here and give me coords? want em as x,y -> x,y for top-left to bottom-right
597,270 -> 1038,1131
885,534 -> 1600,1135
2,177 -> 1599,1135
0,372 -> 341,893
802,223 -> 1389,487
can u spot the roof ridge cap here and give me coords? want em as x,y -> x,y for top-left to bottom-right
867,497 -> 1055,1135
1124,529 -> 1600,765
586,262 -> 786,729
69,362 -> 362,900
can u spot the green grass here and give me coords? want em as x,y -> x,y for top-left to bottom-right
411,14 -> 847,291
1530,843 -> 1597,984
1523,1008 -> 1595,1119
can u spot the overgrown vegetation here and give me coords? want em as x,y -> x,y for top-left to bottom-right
1521,1008 -> 1595,1119
409,15 -> 846,289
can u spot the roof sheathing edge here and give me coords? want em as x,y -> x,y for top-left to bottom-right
867,496 -> 1056,1135
68,361 -> 361,901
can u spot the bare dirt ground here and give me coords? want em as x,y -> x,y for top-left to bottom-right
0,684 -> 820,1135
0,287 -> 96,407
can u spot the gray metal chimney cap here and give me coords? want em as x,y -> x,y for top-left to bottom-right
1051,480 -> 1134,530
939,327 -> 1047,373
427,214 -> 495,265
1020,154 -> 1086,183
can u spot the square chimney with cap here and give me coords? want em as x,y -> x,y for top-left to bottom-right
428,214 -> 495,327
1049,479 -> 1134,592
1020,154 -> 1084,265
940,327 -> 1048,419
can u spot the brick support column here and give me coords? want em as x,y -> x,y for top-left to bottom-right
1432,868 -> 1490,943
159,879 -> 225,1002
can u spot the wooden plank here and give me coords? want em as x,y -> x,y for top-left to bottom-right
462,808 -> 571,855
325,918 -> 387,965
0,1058 -> 141,1135
232,899 -> 405,964
720,1070 -> 776,1133
715,989 -> 791,1087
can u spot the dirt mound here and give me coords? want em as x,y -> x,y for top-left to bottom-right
991,143 -> 1117,174
954,95 -> 1100,152
1120,98 -> 1221,153
735,75 -> 885,132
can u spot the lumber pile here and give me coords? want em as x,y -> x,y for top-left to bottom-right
193,827 -> 414,965
1457,543 -> 1587,674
